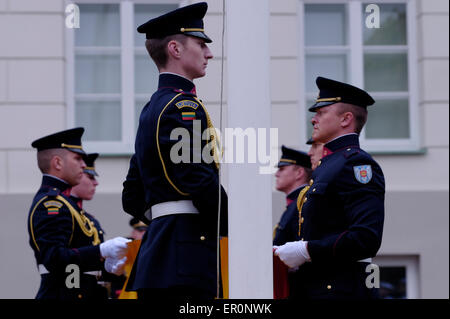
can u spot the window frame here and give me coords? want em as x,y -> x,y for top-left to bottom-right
66,0 -> 180,155
373,255 -> 420,299
298,0 -> 420,153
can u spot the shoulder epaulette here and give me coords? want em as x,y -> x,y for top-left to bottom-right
343,148 -> 360,159
47,188 -> 61,197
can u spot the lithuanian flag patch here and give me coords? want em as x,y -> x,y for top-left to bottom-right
44,200 -> 63,215
182,112 -> 196,120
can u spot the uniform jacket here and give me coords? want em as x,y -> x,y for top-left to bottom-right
293,134 -> 385,299
273,185 -> 307,298
27,175 -> 104,299
273,186 -> 306,246
124,73 -> 228,295
122,154 -> 149,224
69,196 -> 105,243
71,196 -> 111,299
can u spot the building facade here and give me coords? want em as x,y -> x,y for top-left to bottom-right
0,0 -> 448,298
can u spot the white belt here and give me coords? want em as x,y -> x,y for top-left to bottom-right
358,258 -> 372,263
144,200 -> 199,221
38,264 -> 101,277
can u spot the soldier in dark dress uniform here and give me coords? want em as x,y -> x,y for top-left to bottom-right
121,2 -> 228,299
70,153 -> 104,244
273,146 -> 312,246
122,155 -> 148,224
306,137 -> 324,171
275,77 -> 385,299
69,153 -> 118,298
272,146 -> 312,298
28,128 -> 130,299
128,217 -> 148,241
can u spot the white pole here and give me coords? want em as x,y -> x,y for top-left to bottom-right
226,0 -> 273,298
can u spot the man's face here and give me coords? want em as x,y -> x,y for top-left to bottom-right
179,36 -> 213,80
130,228 -> 146,241
60,151 -> 86,186
308,143 -> 324,170
71,173 -> 98,200
311,104 -> 342,143
275,165 -> 301,194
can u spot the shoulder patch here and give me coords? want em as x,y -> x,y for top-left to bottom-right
43,200 -> 63,215
181,111 -> 196,121
175,100 -> 199,110
353,165 -> 372,184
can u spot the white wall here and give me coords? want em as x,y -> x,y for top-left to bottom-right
0,0 -> 65,194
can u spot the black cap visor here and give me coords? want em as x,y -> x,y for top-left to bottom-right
84,168 -> 98,177
66,147 -> 86,156
185,31 -> 212,43
308,100 -> 338,112
275,160 -> 296,168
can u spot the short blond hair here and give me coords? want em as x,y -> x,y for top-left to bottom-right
37,149 -> 67,173
336,103 -> 368,134
145,34 -> 187,68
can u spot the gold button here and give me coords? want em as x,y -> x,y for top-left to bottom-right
347,148 -> 351,151
312,188 -> 316,192
301,238 -> 304,241
327,285 -> 332,290
301,217 -> 304,223
304,197 -> 307,202
99,231 -> 103,234
200,236 -> 205,241
78,294 -> 83,299
318,160 -> 322,166
309,179 -> 314,186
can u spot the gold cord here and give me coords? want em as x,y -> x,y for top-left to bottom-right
296,186 -> 310,237
57,195 -> 101,246
194,97 -> 222,171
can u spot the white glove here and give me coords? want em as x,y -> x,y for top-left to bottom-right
105,257 -> 127,276
274,241 -> 311,269
99,237 -> 131,259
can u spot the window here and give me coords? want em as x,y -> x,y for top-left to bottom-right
67,1 -> 178,154
373,255 -> 420,299
299,0 -> 419,152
